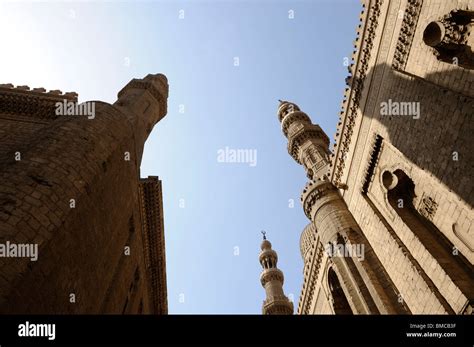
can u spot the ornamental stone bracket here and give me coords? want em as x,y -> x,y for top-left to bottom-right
422,9 -> 474,69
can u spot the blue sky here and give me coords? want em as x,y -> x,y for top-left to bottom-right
0,0 -> 361,313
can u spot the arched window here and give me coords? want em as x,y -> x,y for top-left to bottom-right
386,169 -> 473,300
328,268 -> 353,314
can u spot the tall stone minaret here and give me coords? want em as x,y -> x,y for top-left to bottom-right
259,231 -> 293,315
277,100 -> 408,314
277,100 -> 332,182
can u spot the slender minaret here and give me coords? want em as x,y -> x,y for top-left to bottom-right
259,231 -> 293,315
277,100 -> 408,314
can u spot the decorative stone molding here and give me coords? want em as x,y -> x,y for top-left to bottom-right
331,0 -> 384,186
263,298 -> 295,315
416,193 -> 438,221
260,268 -> 284,287
362,134 -> 383,194
281,110 -> 311,137
139,177 -> 168,314
0,83 -> 78,100
299,244 -> 324,314
288,124 -> 330,164
301,180 -> 338,220
300,223 -> 317,260
0,83 -> 78,121
392,0 -> 424,71
278,100 -> 332,181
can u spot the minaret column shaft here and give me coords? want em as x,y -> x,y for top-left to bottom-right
264,278 -> 286,299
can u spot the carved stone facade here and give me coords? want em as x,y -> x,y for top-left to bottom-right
0,74 -> 168,313
280,0 -> 474,315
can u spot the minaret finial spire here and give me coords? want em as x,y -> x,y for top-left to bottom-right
261,230 -> 267,240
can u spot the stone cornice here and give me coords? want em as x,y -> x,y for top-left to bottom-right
260,268 -> 284,286
281,111 -> 311,137
330,0 -> 384,186
263,298 -> 294,315
0,84 -> 78,101
361,134 -> 384,194
300,180 -> 338,220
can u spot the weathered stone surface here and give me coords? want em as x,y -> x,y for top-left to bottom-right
0,75 -> 169,314
281,0 -> 474,315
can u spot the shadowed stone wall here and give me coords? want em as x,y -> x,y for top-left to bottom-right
0,74 -> 168,314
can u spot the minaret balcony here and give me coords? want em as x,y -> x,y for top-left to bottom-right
260,268 -> 284,286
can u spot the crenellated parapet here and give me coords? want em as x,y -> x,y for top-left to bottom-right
301,180 -> 340,222
0,74 -> 169,314
0,83 -> 78,121
0,83 -> 78,100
